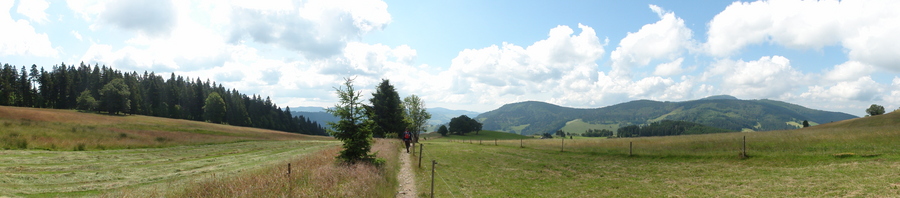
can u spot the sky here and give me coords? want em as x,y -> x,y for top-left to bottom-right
2,0 -> 899,117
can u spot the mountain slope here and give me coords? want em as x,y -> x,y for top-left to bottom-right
476,96 -> 857,135
427,107 -> 480,125
292,107 -> 480,131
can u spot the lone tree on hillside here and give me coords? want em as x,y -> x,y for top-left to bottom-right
802,120 -> 810,128
403,94 -> 431,142
203,92 -> 227,123
100,78 -> 131,115
866,104 -> 885,116
328,78 -> 376,164
437,125 -> 449,136
369,79 -> 406,138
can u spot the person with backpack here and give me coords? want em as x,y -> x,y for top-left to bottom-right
402,129 -> 412,153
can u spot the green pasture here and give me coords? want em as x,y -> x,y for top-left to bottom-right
559,119 -> 618,135
438,130 -> 530,140
413,113 -> 900,197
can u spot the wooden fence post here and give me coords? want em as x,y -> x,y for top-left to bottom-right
520,139 -> 523,148
742,136 -> 747,158
561,138 -> 565,152
419,144 -> 424,169
629,142 -> 633,156
287,163 -> 291,175
431,160 -> 437,198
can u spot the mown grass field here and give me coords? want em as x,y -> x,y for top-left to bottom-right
0,106 -> 407,197
0,106 -> 330,150
1,140 -> 339,197
414,113 -> 900,197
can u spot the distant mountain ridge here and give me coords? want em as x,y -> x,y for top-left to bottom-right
292,107 -> 480,132
476,96 -> 858,135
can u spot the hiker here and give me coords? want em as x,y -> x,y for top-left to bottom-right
402,130 -> 412,153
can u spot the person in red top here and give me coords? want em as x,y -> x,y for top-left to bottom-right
402,129 -> 412,153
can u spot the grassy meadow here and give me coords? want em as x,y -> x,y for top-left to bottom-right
413,113 -> 900,197
1,140 -> 341,197
109,139 -> 401,198
439,130 -> 530,140
0,106 -> 407,197
0,106 -> 330,151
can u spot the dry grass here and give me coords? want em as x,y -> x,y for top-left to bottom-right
0,140 -> 339,197
165,139 -> 401,198
0,106 -> 330,150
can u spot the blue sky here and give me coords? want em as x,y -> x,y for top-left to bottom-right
2,0 -> 899,116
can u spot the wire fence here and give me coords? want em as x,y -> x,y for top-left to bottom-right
412,136 -> 753,197
441,135 -> 756,158
413,141 -> 482,198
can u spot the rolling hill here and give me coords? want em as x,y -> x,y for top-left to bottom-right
292,107 -> 480,131
0,106 -> 330,150
476,95 -> 857,135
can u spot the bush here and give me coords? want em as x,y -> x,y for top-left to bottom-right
74,143 -> 86,151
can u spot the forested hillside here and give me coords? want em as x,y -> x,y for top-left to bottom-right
477,96 -> 857,135
0,62 -> 327,136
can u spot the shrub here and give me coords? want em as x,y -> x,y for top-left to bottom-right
75,143 -> 86,151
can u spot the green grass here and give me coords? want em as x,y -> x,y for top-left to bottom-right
0,106 -> 347,197
0,106 -> 329,150
439,130 -> 530,140
508,124 -> 530,134
559,119 -> 618,135
0,140 -> 340,197
413,113 -> 900,197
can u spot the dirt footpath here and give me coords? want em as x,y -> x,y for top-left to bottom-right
396,148 -> 417,198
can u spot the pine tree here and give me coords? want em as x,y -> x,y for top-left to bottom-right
327,78 -> 376,164
369,79 -> 406,138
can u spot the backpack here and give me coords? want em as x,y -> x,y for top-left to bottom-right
404,132 -> 410,139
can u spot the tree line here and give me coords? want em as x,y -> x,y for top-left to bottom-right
0,62 -> 326,136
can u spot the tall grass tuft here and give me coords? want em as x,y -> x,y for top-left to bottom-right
171,139 -> 399,197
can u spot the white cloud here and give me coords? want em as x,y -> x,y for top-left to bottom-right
610,4 -> 693,78
800,76 -> 882,102
16,0 -> 50,23
71,30 -> 83,41
444,24 -> 605,106
99,0 -> 177,37
227,0 -> 391,59
653,58 -> 685,76
706,56 -> 806,99
66,0 -> 178,37
0,0 -> 57,57
706,0 -> 900,71
823,61 -> 874,82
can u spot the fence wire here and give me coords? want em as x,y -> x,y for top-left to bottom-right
415,142 -> 476,198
